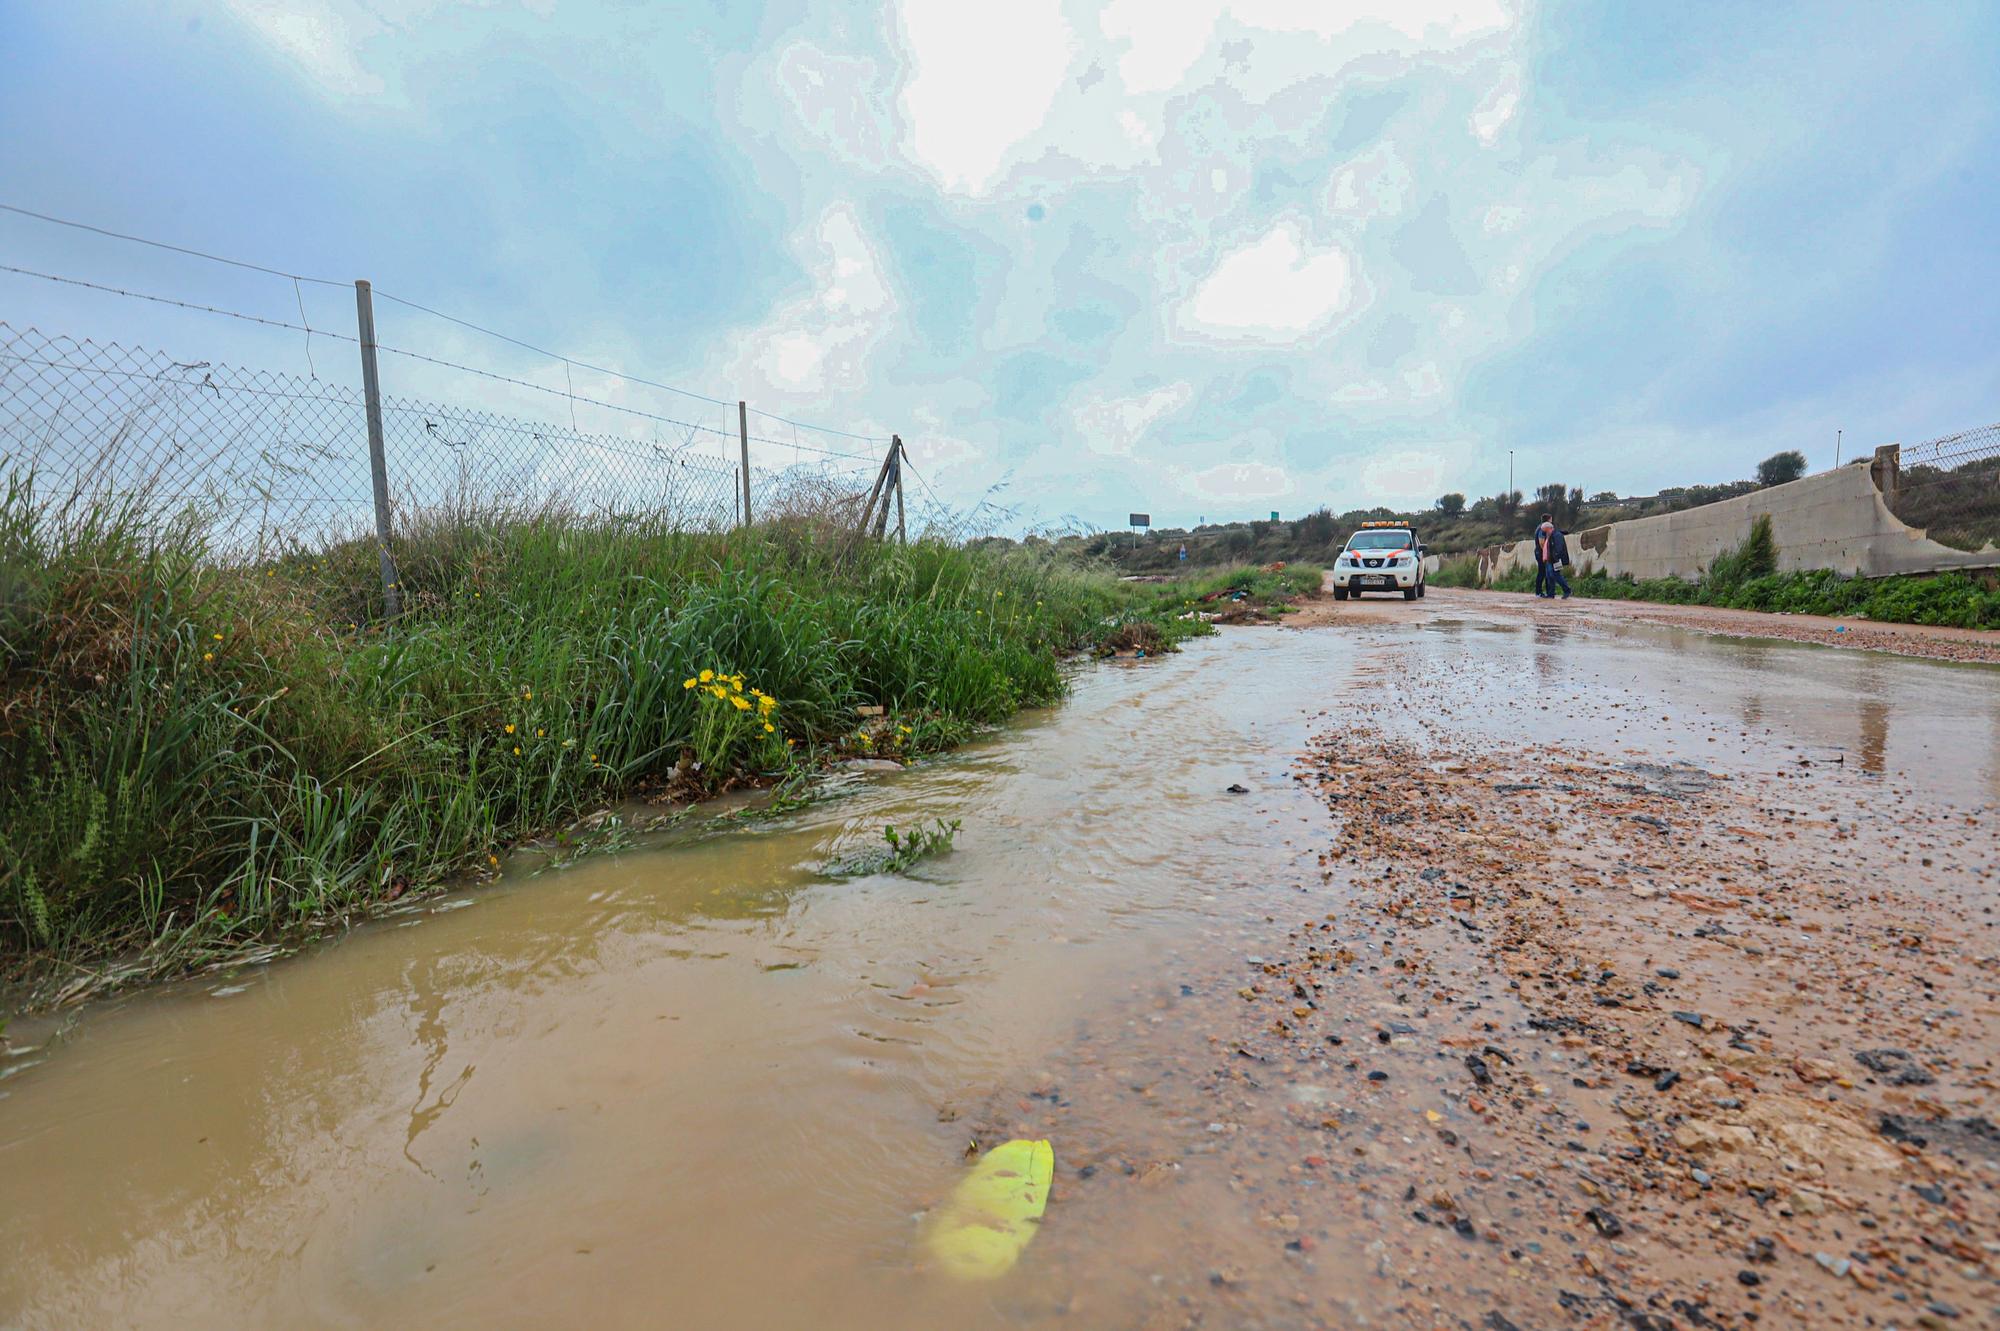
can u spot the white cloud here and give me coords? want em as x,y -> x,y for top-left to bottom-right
888,0 -> 1516,192
223,0 -> 386,96
1179,460 -> 1293,503
1100,0 -> 1216,95
1331,379 -> 1392,404
1401,362 -> 1446,398
775,42 -> 893,170
1237,0 -> 1512,44
1326,143 -> 1414,221
1075,383 -> 1194,457
897,0 -> 1074,193
1359,448 -> 1451,501
1469,71 -> 1521,144
1179,221 -> 1356,342
1101,0 -> 1512,95
725,205 -> 893,398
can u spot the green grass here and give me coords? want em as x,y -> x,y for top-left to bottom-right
0,476 -> 1197,989
1469,517 -> 2000,628
1430,555 -> 1481,589
1172,563 -> 1323,603
1556,566 -> 2000,627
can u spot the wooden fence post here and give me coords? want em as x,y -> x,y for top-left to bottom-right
894,437 -> 906,544
353,280 -> 400,617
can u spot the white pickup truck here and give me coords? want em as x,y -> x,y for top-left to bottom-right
1332,521 -> 1426,601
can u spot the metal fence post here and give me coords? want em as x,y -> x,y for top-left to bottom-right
353,280 -> 400,617
738,400 -> 752,527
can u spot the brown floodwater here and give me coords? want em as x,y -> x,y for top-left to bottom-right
3,617 -> 1995,1330
0,631 -> 1351,1330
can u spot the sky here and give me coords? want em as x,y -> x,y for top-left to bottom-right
2,0 -> 1997,531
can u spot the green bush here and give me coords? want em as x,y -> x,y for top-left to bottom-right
1174,563 -> 1323,603
1465,514 -> 2000,627
1703,514 -> 1778,589
1429,555 -> 1481,588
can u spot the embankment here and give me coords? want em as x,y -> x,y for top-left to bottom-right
1475,446 -> 1999,585
0,481 -> 1189,994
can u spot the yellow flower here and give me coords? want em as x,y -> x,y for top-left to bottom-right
522,688 -> 533,700
212,632 -> 224,641
762,722 -> 774,733
590,752 -> 599,762
730,694 -> 750,711
535,728 -> 545,737
731,678 -> 743,692
202,651 -> 214,662
710,685 -> 728,699
683,678 -> 697,689
505,723 -> 516,734
700,669 -> 715,683
488,854 -> 499,868
512,745 -> 522,755
898,724 -> 911,733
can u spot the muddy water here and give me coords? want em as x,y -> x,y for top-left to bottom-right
0,631 -> 1346,1330
4,616 -> 1996,1330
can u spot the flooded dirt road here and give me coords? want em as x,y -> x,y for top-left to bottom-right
3,606 -> 1996,1329
1316,585 -> 2000,666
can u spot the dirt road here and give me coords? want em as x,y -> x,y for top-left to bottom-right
1145,581 -> 2000,1328
1293,583 -> 2000,665
4,592 -> 1995,1331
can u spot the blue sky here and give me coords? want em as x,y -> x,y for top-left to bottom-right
3,1 -> 1996,530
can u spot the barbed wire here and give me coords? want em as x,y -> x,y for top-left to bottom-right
0,265 -> 356,343
2,203 -> 889,448
742,400 -> 891,444
0,265 -> 882,468
0,202 -> 349,286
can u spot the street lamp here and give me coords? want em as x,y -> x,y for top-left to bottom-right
1508,450 -> 1514,503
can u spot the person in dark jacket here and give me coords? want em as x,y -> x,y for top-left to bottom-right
1535,517 -> 1572,598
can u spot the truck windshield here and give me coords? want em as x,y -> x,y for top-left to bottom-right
1346,531 -> 1412,550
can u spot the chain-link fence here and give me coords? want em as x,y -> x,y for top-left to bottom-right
0,320 -> 893,561
1887,422 -> 2000,554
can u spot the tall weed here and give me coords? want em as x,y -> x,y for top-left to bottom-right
0,476 -> 1188,981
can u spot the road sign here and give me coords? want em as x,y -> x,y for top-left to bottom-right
1129,513 -> 1150,527
1270,511 -> 1279,521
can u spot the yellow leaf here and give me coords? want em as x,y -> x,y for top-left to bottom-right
925,1139 -> 1054,1280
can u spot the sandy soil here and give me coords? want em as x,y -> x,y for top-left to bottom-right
1290,585 -> 2000,665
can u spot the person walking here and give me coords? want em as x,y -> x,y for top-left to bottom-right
1535,516 -> 1573,599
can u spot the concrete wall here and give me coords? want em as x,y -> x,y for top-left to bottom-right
1473,446 -> 2000,585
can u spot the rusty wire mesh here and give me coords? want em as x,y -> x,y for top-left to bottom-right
1889,421 -> 2000,554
